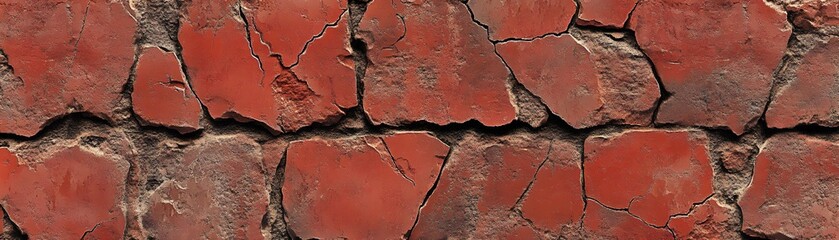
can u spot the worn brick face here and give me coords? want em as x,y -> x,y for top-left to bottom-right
1,0 -> 838,238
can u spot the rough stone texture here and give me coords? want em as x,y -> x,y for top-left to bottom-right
468,0 -> 577,40
180,0 -> 356,133
141,135 -> 269,239
0,136 -> 130,239
630,0 -> 792,135
132,47 -> 203,134
0,0 -> 137,137
784,0 -> 839,30
582,200 -> 673,239
669,198 -> 740,239
357,0 -> 517,127
411,133 -> 583,239
496,32 -> 659,128
740,133 -> 839,239
577,0 -> 638,28
767,37 -> 839,129
585,130 -> 714,226
284,133 -> 448,239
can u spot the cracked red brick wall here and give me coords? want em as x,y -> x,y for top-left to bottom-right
0,0 -> 837,239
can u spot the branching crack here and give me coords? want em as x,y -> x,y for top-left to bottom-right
237,3 -> 267,83
287,10 -> 347,68
404,143 -> 453,239
383,13 -> 407,51
379,136 -> 415,186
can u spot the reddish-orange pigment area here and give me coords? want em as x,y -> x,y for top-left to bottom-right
0,0 -> 136,137
0,147 -> 128,239
132,47 -> 202,134
740,134 -> 839,239
283,133 -> 448,239
584,130 -> 714,226
630,0 -> 791,135
358,0 -> 516,127
468,0 -> 577,40
577,0 -> 638,27
582,200 -> 673,239
179,0 -> 355,133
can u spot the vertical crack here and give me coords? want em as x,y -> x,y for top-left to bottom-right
379,136 -> 415,186
74,0 -> 92,49
403,143 -> 453,239
236,2 -> 267,83
512,140 -> 554,211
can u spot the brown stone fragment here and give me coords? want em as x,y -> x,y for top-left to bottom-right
0,0 -> 137,137
468,0 -> 577,40
357,0 -> 517,127
132,47 -> 203,134
496,32 -> 659,128
740,133 -> 839,239
411,134 -> 582,239
180,0 -> 355,133
141,135 -> 268,239
582,200 -> 673,239
630,0 -> 792,134
284,133 -> 449,239
577,0 -> 638,28
669,199 -> 739,240
767,37 -> 839,129
0,145 -> 129,239
785,0 -> 839,30
584,130 -> 714,226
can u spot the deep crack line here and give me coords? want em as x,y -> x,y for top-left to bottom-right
404,143 -> 453,239
237,2 -> 267,84
379,136 -> 415,186
287,10 -> 348,68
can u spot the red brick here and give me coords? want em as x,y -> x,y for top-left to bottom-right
180,0 -> 355,133
468,0 -> 577,40
577,0 -> 638,27
582,200 -> 673,239
767,37 -> 839,128
284,132 -> 449,239
496,33 -> 659,128
358,0 -> 516,127
584,130 -> 714,226
0,146 -> 129,239
630,0 -> 792,135
669,198 -> 738,239
786,0 -> 839,30
0,0 -> 137,137
740,133 -> 839,239
411,134 -> 582,238
141,135 -> 268,239
132,47 -> 202,134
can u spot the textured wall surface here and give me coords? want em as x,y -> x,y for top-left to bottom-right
0,0 -> 838,239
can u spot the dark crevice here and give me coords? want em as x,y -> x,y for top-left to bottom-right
379,136 -> 415,185
1,205 -> 28,240
236,3 -> 267,82
287,10 -> 347,68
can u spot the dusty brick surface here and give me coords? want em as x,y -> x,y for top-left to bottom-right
630,0 -> 791,134
284,132 -> 448,239
585,130 -> 714,226
1,0 -> 837,238
357,0 -> 517,127
132,47 -> 202,134
0,0 -> 136,137
740,133 -> 839,239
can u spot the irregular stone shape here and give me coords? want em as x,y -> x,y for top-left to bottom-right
358,0 -> 516,127
766,38 -> 839,128
582,200 -> 673,239
496,33 -> 659,128
411,134 -> 582,238
717,140 -> 756,173
786,0 -> 839,30
132,47 -> 202,134
740,133 -> 839,239
142,135 -> 268,239
0,147 -> 129,239
468,0 -> 577,40
180,0 -> 355,133
284,133 -> 449,239
577,0 -> 638,27
669,199 -> 739,240
584,130 -> 714,226
0,0 -> 137,137
629,0 -> 792,135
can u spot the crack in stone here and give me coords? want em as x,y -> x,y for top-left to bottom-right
403,142 -> 453,239
237,3 -> 267,84
73,0 -> 92,49
378,136 -> 415,186
512,139 -> 554,212
287,10 -> 348,68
